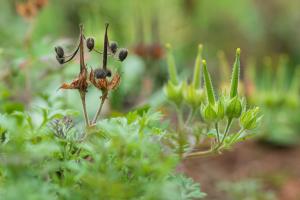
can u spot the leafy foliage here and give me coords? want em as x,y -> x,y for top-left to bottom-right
0,106 -> 204,199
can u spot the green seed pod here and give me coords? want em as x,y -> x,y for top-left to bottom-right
192,44 -> 203,88
118,48 -> 128,61
203,60 -> 216,105
164,81 -> 184,106
216,98 -> 225,120
240,107 -> 261,130
229,48 -> 241,98
165,44 -> 179,85
55,46 -> 64,58
201,104 -> 217,123
109,41 -> 118,54
86,37 -> 95,51
183,83 -> 205,109
226,96 -> 242,119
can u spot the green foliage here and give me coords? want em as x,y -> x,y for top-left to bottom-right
0,106 -> 205,199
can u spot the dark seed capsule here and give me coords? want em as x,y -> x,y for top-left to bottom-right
56,55 -> 64,64
109,41 -> 118,54
94,68 -> 107,79
55,46 -> 64,58
118,48 -> 128,61
86,37 -> 95,51
106,69 -> 112,77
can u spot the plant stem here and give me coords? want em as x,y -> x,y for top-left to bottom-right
215,122 -> 220,143
79,91 -> 89,127
216,118 -> 233,149
185,149 -> 215,158
92,92 -> 108,124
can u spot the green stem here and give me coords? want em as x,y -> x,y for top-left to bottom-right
215,123 -> 220,143
185,149 -> 215,158
214,118 -> 232,151
79,91 -> 90,127
92,96 -> 106,125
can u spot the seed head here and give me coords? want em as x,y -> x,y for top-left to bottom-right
118,48 -> 128,61
109,41 -> 118,54
86,37 -> 95,51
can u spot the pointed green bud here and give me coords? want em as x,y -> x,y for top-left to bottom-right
226,96 -> 242,119
203,60 -> 215,105
201,104 -> 217,123
192,44 -> 203,88
164,81 -> 184,105
230,48 -> 241,98
216,98 -> 225,120
183,83 -> 205,108
166,43 -> 179,84
240,107 -> 261,130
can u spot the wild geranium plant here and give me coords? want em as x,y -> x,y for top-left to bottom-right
55,23 -> 127,127
164,45 -> 261,157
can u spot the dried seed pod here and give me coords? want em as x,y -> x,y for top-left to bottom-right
94,68 -> 107,79
56,55 -> 64,64
109,41 -> 118,54
118,48 -> 128,61
106,69 -> 112,77
86,37 -> 94,51
55,46 -> 64,58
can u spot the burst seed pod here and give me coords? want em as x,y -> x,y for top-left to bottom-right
55,46 -> 64,58
118,48 -> 128,61
86,37 -> 95,51
109,41 -> 118,54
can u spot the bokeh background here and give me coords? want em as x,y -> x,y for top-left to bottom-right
0,0 -> 300,199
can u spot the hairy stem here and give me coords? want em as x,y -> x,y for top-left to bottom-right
79,91 -> 89,127
92,92 -> 108,124
215,123 -> 220,143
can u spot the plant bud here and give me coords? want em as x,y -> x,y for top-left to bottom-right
109,41 -> 118,54
164,81 -> 184,106
86,37 -> 94,51
118,48 -> 128,61
226,96 -> 242,119
240,107 -> 261,130
55,46 -> 64,58
56,55 -> 64,64
201,104 -> 217,123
